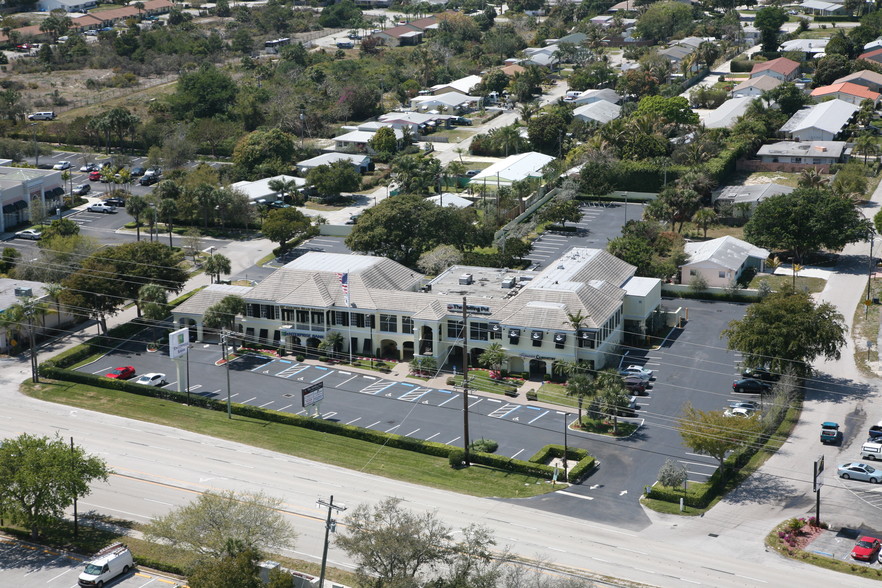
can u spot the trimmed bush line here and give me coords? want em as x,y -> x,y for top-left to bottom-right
663,289 -> 761,303
529,444 -> 596,484
814,15 -> 856,21
39,365 -> 595,482
44,322 -> 148,370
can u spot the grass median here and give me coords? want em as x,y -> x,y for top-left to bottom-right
22,379 -> 555,499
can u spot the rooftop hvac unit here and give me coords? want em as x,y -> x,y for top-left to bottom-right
14,287 -> 32,297
459,273 -> 473,285
501,277 -> 516,289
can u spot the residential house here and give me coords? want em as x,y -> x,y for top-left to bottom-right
410,92 -> 482,113
778,38 -> 829,59
712,183 -> 794,214
680,236 -> 769,288
858,47 -> 882,64
171,248 -> 662,377
39,0 -> 97,12
429,75 -> 482,96
295,153 -> 371,175
378,111 -> 450,133
556,32 -> 588,44
371,25 -> 423,47
230,174 -> 306,202
834,69 -> 882,93
333,128 -> 405,153
427,193 -> 473,208
702,96 -> 754,129
742,25 -> 761,44
521,46 -> 559,68
800,0 -> 846,15
810,82 -> 881,106
731,75 -> 783,98
779,99 -> 858,141
571,88 -> 622,105
573,101 -> 621,125
468,152 -> 556,190
750,57 -> 800,82
756,140 -> 847,164
864,39 -> 882,52
0,166 -> 63,233
658,45 -> 695,71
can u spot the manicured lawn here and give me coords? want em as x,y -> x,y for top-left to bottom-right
451,369 -> 522,396
22,380 -> 554,499
748,274 -> 826,294
576,417 -> 639,437
536,383 -> 580,409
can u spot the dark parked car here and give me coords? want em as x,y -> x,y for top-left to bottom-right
104,196 -> 125,207
741,367 -> 779,382
130,166 -> 145,176
71,184 -> 91,196
732,378 -> 772,394
139,174 -> 159,186
622,376 -> 647,395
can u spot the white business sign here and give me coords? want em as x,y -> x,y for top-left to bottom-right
169,327 -> 190,359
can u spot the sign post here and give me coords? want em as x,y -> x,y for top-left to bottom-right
813,455 -> 825,525
168,327 -> 190,400
302,382 -> 324,417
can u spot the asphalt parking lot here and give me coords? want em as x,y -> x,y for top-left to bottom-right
524,201 -> 646,270
809,526 -> 882,567
0,538 -> 178,588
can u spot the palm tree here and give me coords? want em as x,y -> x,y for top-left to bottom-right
494,125 -> 522,157
791,262 -> 803,290
566,372 -> 595,424
594,370 -> 631,434
564,310 -> 588,365
478,342 -> 507,378
319,331 -> 344,359
126,195 -> 147,241
43,282 -> 64,329
203,253 -> 232,284
518,102 -> 539,123
797,168 -> 829,189
138,283 -> 168,343
691,207 -> 718,239
853,134 -> 879,164
158,198 -> 177,247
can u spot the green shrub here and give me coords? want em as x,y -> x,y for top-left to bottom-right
469,438 -> 499,453
526,390 -> 538,401
448,448 -> 465,468
728,59 -> 755,72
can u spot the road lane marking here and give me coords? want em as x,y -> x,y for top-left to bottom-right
558,491 -> 594,501
346,417 -> 361,425
438,395 -> 457,407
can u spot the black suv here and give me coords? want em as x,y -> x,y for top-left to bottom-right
139,174 -> 159,186
104,196 -> 125,207
732,379 -> 772,394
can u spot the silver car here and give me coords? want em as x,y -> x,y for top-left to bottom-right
838,462 -> 881,483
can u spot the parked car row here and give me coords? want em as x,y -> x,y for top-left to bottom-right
104,366 -> 167,387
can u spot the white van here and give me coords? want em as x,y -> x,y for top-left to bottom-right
78,543 -> 134,587
862,442 -> 882,461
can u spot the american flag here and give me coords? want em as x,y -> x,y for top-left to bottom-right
337,272 -> 350,307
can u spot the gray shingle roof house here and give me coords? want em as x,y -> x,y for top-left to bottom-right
680,236 -> 769,288
712,183 -> 794,211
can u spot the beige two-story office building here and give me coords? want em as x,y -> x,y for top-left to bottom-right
173,248 -> 662,377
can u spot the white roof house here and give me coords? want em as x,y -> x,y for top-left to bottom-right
702,97 -> 754,129
334,128 -> 405,153
680,236 -> 769,288
430,75 -> 482,96
468,152 -> 556,189
572,88 -> 622,105
756,140 -> 846,164
409,92 -> 482,113
573,101 -> 622,124
427,193 -> 473,208
229,174 -> 306,202
296,152 -> 371,174
780,99 -> 858,141
712,183 -> 794,209
779,38 -> 829,56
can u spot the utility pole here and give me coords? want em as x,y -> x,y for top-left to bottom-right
317,496 -> 346,588
70,436 -> 78,538
461,296 -> 471,466
222,329 -> 231,418
563,412 -> 569,482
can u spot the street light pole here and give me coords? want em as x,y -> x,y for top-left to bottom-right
316,496 -> 346,588
185,343 -> 192,406
461,296 -> 471,466
222,329 -> 232,419
563,412 -> 569,481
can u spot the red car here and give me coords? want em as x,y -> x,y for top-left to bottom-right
89,170 -> 102,181
106,366 -> 135,380
851,536 -> 881,561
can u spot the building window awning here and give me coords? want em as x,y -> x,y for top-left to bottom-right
48,187 -> 64,197
554,333 -> 566,344
578,330 -> 596,340
2,203 -> 14,213
490,323 -> 501,333
508,328 -> 521,342
531,330 -> 543,341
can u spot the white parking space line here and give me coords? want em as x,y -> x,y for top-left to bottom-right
339,375 -> 358,387
512,449 -> 525,459
366,420 -> 381,428
361,381 -> 397,395
447,436 -> 461,444
528,410 -> 549,423
486,398 -> 502,403
46,568 -> 75,582
406,428 -> 420,436
258,401 -> 274,408
468,398 -> 483,408
438,395 -> 457,407
558,491 -> 594,501
386,424 -> 400,433
346,417 -> 361,425
310,371 -> 333,383
241,396 -> 257,404
426,432 -> 440,440
279,404 -> 292,411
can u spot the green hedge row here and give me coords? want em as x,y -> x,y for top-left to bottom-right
814,15 -> 856,22
44,321 -> 149,370
528,444 -> 596,484
663,289 -> 761,303
729,59 -> 755,73
609,160 -> 686,192
40,365 -> 598,482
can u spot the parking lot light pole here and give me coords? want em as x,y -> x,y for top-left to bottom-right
185,343 -> 192,406
563,412 -> 569,481
222,329 -> 231,418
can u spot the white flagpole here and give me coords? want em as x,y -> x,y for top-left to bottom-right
347,270 -> 353,365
